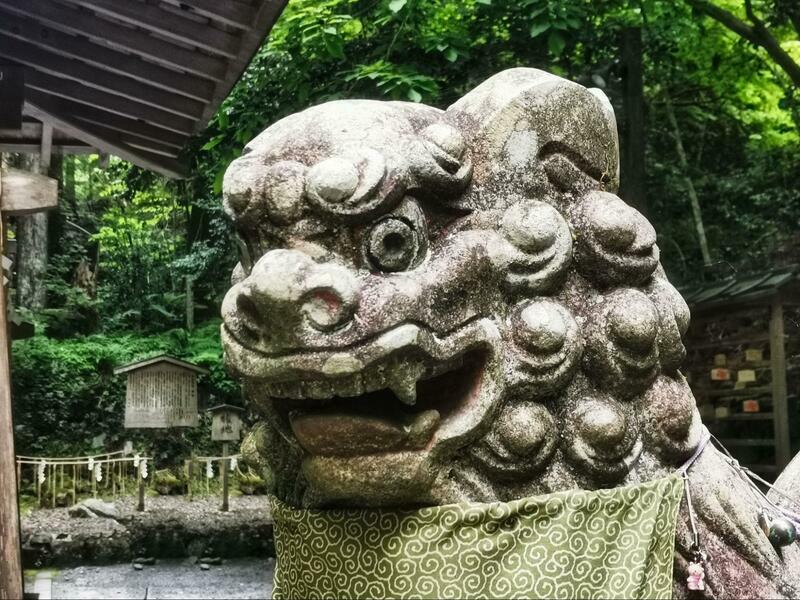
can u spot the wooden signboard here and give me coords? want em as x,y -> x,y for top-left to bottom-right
209,405 -> 244,442
115,356 -> 207,429
0,66 -> 23,130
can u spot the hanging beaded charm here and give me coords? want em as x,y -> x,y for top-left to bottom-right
683,470 -> 709,592
687,544 -> 707,591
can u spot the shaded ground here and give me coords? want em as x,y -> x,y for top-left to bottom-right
26,557 -> 275,599
21,495 -> 273,567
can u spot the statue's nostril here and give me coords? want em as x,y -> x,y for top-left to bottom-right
236,293 -> 262,339
303,289 -> 350,332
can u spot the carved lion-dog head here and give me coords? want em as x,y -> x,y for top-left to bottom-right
221,68 -> 699,508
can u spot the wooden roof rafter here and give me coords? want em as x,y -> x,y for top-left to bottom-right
0,0 -> 289,178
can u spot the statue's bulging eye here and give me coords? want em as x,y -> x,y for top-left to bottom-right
366,218 -> 419,272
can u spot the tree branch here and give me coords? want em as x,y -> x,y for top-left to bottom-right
687,0 -> 800,88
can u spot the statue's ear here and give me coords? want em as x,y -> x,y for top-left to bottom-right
444,68 -> 619,205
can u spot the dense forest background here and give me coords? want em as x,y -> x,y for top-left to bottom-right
6,0 -> 800,458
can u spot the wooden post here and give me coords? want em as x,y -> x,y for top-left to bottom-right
0,208 -> 23,599
51,463 -> 55,507
121,460 -> 125,496
137,464 -> 145,512
92,464 -> 97,499
15,461 -> 20,495
186,458 -> 193,502
221,443 -> 230,512
72,464 -> 77,505
770,296 -> 790,470
37,463 -> 43,508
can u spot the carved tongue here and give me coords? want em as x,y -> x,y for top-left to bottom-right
289,409 -> 439,457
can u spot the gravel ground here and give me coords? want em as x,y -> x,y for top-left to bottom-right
21,495 -> 274,567
31,557 -> 275,599
23,494 -> 272,530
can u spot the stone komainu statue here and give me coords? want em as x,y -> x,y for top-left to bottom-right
221,69 -> 800,598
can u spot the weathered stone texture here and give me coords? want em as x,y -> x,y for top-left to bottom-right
221,68 -> 800,597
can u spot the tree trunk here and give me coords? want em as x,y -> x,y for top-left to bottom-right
664,94 -> 713,267
619,27 -> 648,217
63,155 -> 75,201
185,276 -> 195,331
14,154 -> 50,311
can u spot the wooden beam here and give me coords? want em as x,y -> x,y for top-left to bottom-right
39,122 -> 52,170
79,121 -> 180,159
0,10 -> 214,102
0,143 -> 95,154
24,71 -> 196,135
24,99 -> 187,179
160,0 -> 256,30
0,212 -> 23,600
770,296 -> 791,470
0,167 -> 58,215
199,0 -> 289,127
0,0 -> 227,80
22,91 -> 188,149
0,34 -> 205,120
60,0 -> 240,58
0,122 -> 88,144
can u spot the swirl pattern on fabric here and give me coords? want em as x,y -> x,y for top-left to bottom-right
271,474 -> 683,600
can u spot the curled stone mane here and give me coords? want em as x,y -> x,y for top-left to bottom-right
221,68 -> 800,598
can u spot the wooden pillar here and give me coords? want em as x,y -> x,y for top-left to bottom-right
0,211 -> 23,600
619,27 -> 648,218
221,443 -> 230,512
771,296 -> 791,470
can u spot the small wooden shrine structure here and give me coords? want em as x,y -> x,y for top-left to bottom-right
207,403 -> 245,511
115,355 -> 208,429
208,403 -> 245,442
682,266 -> 800,479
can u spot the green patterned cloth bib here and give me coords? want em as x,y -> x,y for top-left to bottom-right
271,474 -> 684,599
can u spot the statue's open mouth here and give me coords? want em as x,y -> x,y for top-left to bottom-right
223,318 -> 502,458
275,350 -> 487,456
